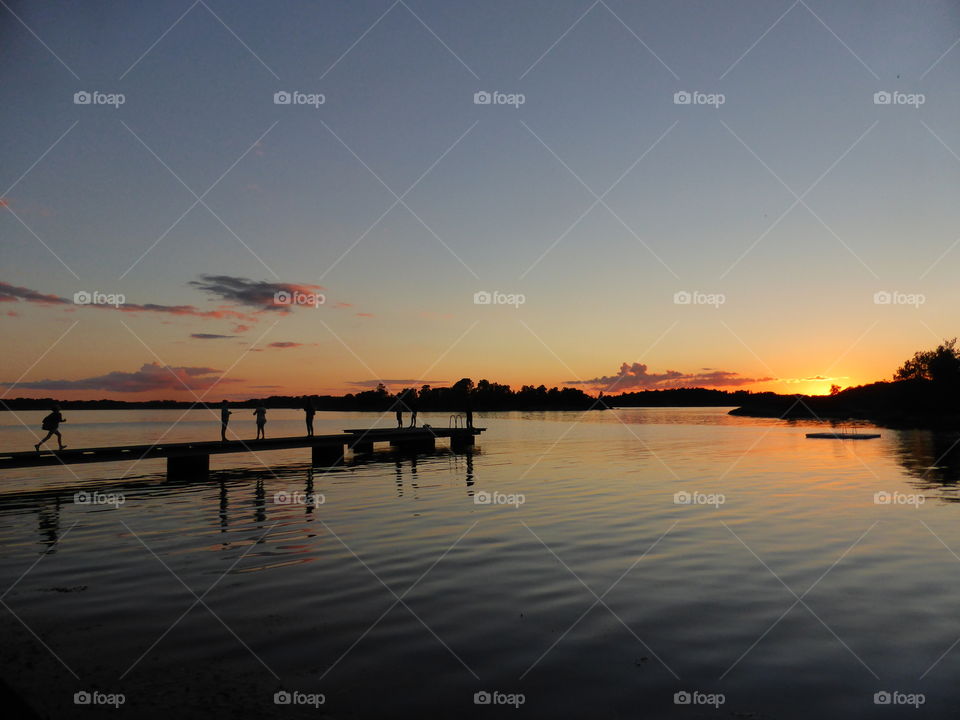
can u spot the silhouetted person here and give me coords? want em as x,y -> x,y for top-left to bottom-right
220,400 -> 232,442
254,404 -> 267,439
393,393 -> 405,428
465,401 -> 474,430
35,405 -> 66,451
303,396 -> 315,436
408,395 -> 419,428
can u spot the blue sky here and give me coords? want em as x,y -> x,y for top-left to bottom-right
2,0 -> 959,397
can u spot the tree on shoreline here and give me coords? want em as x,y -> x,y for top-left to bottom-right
894,338 -> 960,387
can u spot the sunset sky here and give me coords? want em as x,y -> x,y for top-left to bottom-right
2,0 -> 959,400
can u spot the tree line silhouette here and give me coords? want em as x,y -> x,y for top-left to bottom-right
5,340 -> 958,428
732,339 -> 960,428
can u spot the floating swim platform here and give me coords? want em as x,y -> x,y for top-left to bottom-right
806,432 -> 880,440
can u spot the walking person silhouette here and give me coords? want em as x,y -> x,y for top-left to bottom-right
254,404 -> 267,440
220,400 -> 232,442
34,405 -> 66,451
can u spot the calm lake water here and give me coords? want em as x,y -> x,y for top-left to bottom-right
1,408 -> 960,718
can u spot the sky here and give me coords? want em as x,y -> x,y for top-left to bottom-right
2,0 -> 959,400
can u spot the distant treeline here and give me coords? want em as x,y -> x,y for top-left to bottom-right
1,381 -> 774,413
604,388 -> 771,407
8,337 -> 958,427
2,378 -> 600,412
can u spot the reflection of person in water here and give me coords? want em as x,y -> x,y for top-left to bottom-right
35,405 -> 67,451
220,400 -> 232,442
303,397 -> 316,436
253,404 -> 267,439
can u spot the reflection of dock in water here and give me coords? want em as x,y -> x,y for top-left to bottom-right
0,427 -> 485,479
0,446 -> 479,550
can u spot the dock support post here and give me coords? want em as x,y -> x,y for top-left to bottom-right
167,454 -> 210,480
312,445 -> 344,467
451,434 -> 475,452
349,441 -> 374,454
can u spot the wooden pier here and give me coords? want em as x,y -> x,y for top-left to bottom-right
0,427 -> 484,478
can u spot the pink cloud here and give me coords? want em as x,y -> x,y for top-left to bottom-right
569,362 -> 773,391
4,362 -> 240,393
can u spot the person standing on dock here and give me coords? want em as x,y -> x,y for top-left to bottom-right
220,400 -> 232,442
465,400 -> 474,430
254,404 -> 267,440
408,392 -> 419,428
393,390 -> 406,429
34,405 -> 66,452
303,396 -> 316,436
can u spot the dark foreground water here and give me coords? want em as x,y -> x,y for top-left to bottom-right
1,408 -> 960,718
